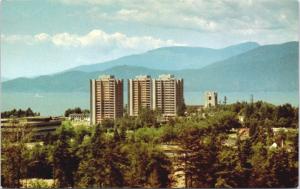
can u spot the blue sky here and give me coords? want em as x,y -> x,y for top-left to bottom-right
1,0 -> 298,78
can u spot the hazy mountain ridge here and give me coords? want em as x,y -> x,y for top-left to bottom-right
179,41 -> 298,91
3,41 -> 298,93
69,42 -> 260,72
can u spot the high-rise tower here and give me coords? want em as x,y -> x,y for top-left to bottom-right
90,75 -> 123,124
152,74 -> 184,117
128,75 -> 152,116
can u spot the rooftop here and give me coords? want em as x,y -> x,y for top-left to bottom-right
99,75 -> 115,79
158,74 -> 175,80
135,75 -> 151,80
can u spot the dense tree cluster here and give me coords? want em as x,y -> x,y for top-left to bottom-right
2,122 -> 172,188
1,101 -> 298,188
225,101 -> 298,128
177,101 -> 298,187
1,108 -> 39,118
64,107 -> 90,117
177,115 -> 297,187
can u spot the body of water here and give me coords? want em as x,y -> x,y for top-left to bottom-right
2,91 -> 298,116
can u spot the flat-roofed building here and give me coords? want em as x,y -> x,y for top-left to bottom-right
128,75 -> 152,116
152,74 -> 184,117
90,75 -> 123,124
68,113 -> 90,122
1,117 -> 62,141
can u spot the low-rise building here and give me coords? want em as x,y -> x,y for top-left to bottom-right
237,128 -> 250,140
1,117 -> 62,140
69,113 -> 90,122
238,115 -> 245,123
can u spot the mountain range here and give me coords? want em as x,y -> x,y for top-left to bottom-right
69,42 -> 260,71
3,41 -> 298,93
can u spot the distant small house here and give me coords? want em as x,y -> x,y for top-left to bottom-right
271,127 -> 292,148
238,115 -> 245,123
272,127 -> 288,133
237,128 -> 250,140
69,113 -> 90,122
269,142 -> 278,149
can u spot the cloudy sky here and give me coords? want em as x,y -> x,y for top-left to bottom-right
1,0 -> 298,78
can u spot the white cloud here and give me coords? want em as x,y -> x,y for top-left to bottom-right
2,29 -> 184,74
52,33 -> 81,47
2,29 -> 182,51
34,33 -> 50,42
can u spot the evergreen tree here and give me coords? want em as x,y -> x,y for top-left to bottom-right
52,126 -> 76,187
248,142 -> 269,187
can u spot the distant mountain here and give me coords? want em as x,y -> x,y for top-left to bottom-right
2,66 -> 165,92
69,42 -> 260,72
179,41 -> 298,92
3,41 -> 298,93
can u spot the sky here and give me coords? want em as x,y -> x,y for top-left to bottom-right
1,0 -> 298,78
